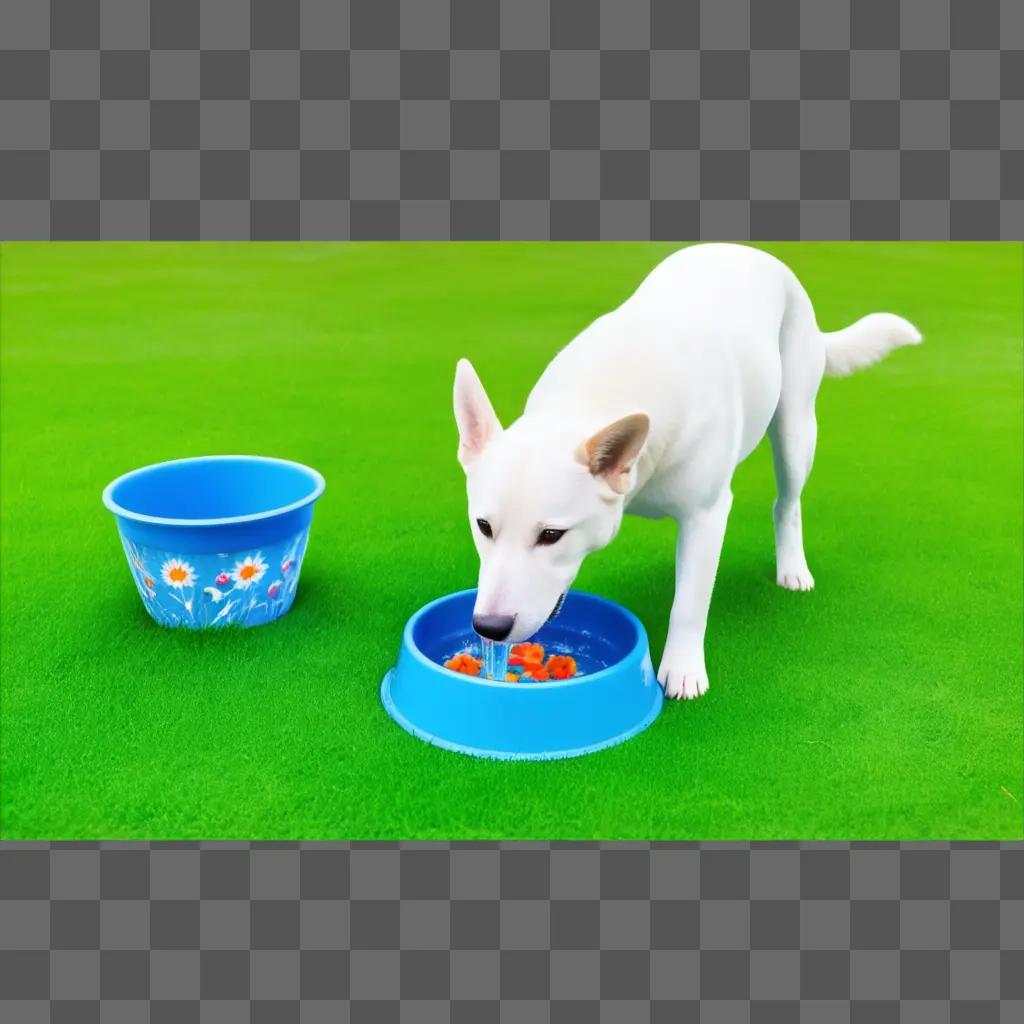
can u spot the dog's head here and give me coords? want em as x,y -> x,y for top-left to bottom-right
453,358 -> 649,644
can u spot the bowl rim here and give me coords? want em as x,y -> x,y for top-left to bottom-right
403,587 -> 648,691
380,667 -> 663,762
102,454 -> 326,528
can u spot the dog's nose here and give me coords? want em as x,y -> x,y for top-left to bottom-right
472,613 -> 516,642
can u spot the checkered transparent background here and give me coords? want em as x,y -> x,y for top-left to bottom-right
0,0 -> 1022,239
2,842 -> 1023,1021
2,0 -> 1023,1016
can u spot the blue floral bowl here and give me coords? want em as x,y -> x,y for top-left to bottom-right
102,455 -> 325,629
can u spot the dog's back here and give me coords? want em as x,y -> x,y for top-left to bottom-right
526,244 -> 791,463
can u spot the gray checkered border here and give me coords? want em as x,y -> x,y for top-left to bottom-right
2,842 -> 1024,1020
2,0 -> 1023,1016
0,0 -> 1022,239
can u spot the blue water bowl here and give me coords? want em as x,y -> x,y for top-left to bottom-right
102,455 -> 325,629
381,589 -> 663,760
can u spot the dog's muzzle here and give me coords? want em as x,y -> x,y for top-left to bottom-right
473,613 -> 516,641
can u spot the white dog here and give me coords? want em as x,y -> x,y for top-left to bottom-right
454,243 -> 921,699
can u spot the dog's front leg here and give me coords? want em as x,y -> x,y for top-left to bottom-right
658,490 -> 732,700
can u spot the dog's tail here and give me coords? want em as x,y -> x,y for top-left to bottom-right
822,313 -> 922,378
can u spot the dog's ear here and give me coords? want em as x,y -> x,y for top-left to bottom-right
454,358 -> 503,471
577,413 -> 650,494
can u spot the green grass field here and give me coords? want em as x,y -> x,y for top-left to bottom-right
1,242 -> 1020,840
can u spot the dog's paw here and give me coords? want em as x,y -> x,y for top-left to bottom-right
776,564 -> 815,591
657,655 -> 709,700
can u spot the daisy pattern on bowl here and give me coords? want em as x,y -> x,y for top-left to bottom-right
161,557 -> 196,589
230,553 -> 268,590
115,529 -> 310,629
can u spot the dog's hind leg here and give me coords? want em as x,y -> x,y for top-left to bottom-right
769,404 -> 817,591
769,278 -> 825,591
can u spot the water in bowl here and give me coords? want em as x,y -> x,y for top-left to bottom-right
441,635 -> 609,682
481,638 -> 510,681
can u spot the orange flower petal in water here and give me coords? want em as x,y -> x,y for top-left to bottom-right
509,642 -> 545,667
444,652 -> 482,676
505,673 -> 519,682
523,666 -> 551,681
545,655 -> 577,680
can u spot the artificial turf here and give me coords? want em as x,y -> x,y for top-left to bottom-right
1,242 -> 1020,841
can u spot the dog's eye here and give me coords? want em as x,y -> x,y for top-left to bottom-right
476,519 -> 493,538
537,528 -> 566,546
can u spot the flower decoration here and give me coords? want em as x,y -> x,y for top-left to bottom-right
230,553 -> 268,590
121,528 -> 308,629
161,558 -> 196,589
